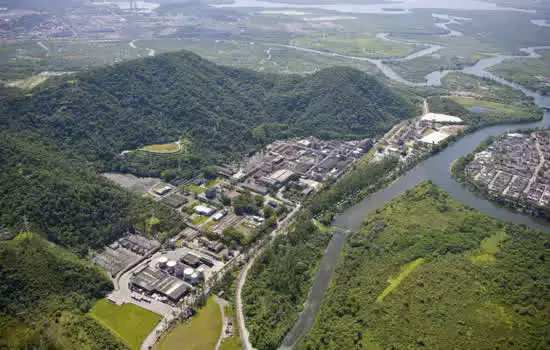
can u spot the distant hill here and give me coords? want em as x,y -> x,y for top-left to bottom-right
0,232 -> 127,350
0,132 -> 184,254
2,50 -> 415,178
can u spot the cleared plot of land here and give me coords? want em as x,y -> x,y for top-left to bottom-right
140,138 -> 189,154
376,257 -> 425,303
89,299 -> 161,350
141,142 -> 181,154
155,297 -> 222,350
469,230 -> 508,265
291,34 -> 417,59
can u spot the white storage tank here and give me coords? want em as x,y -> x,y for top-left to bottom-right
183,267 -> 194,280
158,256 -> 168,268
190,272 -> 200,285
167,260 -> 177,273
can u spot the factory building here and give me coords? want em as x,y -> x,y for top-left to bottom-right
194,205 -> 216,216
129,266 -> 190,303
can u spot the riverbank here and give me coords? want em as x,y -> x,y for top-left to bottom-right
280,32 -> 550,350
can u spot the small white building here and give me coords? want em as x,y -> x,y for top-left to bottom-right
194,205 -> 215,216
420,113 -> 463,125
154,185 -> 172,196
212,211 -> 227,221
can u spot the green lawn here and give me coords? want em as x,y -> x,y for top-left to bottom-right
140,142 -> 181,154
448,96 -> 532,118
191,214 -> 209,226
312,219 -> 332,234
184,184 -> 206,194
89,299 -> 161,350
155,297 -> 222,350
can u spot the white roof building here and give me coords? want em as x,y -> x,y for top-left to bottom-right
420,131 -> 451,145
194,205 -> 215,216
421,113 -> 463,124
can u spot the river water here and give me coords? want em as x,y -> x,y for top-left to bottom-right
215,0 -> 534,14
280,46 -> 550,350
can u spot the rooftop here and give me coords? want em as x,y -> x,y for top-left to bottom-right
419,131 -> 451,145
421,113 -> 463,124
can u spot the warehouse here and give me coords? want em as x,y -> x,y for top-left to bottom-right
420,113 -> 463,125
419,131 -> 451,145
194,205 -> 216,216
129,266 -> 191,302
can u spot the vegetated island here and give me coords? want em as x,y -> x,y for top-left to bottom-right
298,181 -> 549,350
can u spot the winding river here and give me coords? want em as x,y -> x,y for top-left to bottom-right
280,46 -> 550,350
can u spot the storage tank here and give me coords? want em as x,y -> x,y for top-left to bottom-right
196,266 -> 205,277
183,268 -> 194,280
158,256 -> 168,268
167,260 -> 177,273
190,272 -> 200,285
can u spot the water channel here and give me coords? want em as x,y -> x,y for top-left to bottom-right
280,46 -> 550,350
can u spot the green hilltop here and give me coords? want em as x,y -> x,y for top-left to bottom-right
1,50 -> 415,179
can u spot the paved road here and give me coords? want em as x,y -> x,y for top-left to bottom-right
235,204 -> 301,350
214,297 -> 229,350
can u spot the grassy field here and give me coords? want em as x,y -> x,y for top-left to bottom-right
376,257 -> 425,303
312,219 -> 332,234
141,142 -> 181,154
489,49 -> 550,94
184,184 -> 206,194
191,214 -> 209,226
155,297 -> 222,350
89,299 -> 161,350
299,182 -> 549,350
448,96 -> 535,119
140,138 -> 189,154
291,34 -> 417,59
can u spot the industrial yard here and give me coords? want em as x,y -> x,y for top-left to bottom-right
463,131 -> 550,217
93,135 -> 372,349
374,109 -> 465,164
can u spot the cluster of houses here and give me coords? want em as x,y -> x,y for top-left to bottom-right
465,131 -> 550,214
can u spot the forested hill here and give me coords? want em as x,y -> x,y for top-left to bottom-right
2,50 -> 415,171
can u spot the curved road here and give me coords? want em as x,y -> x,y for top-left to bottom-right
235,204 -> 301,350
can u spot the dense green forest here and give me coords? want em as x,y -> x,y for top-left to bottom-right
0,132 -> 184,254
0,232 -> 128,350
242,157 -> 400,349
299,182 -> 549,350
1,50 -> 415,179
